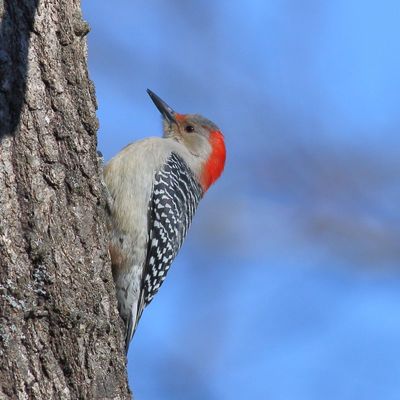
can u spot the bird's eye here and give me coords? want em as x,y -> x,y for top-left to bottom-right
185,125 -> 195,133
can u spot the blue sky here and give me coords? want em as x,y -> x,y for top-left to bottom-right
83,1 -> 400,398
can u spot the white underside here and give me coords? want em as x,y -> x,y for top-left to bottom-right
104,137 -> 205,344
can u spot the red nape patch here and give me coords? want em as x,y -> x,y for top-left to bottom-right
201,130 -> 226,191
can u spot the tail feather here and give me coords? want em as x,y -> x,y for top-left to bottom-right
124,314 -> 135,354
124,292 -> 146,354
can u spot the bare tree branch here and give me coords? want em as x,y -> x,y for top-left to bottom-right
0,1 -> 130,398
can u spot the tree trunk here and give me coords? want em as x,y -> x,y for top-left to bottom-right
0,1 -> 130,398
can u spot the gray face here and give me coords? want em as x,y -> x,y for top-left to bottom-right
163,113 -> 220,159
146,90 -> 220,159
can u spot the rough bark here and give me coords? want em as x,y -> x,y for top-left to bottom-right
0,1 -> 130,398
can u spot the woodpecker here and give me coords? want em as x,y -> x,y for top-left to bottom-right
104,90 -> 226,352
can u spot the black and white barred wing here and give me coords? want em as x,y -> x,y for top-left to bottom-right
142,152 -> 203,308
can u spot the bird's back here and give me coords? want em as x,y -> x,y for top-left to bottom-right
104,137 -> 204,350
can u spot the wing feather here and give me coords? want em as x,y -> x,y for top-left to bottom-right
128,153 -> 203,346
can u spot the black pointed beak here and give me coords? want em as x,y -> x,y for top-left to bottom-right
147,89 -> 176,124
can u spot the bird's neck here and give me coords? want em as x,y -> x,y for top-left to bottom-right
201,130 -> 226,191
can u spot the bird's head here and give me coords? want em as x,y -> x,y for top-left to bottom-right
147,89 -> 226,191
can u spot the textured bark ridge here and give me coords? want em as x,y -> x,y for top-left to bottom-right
0,1 -> 130,398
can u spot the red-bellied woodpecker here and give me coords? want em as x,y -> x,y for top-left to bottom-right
104,90 -> 226,352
